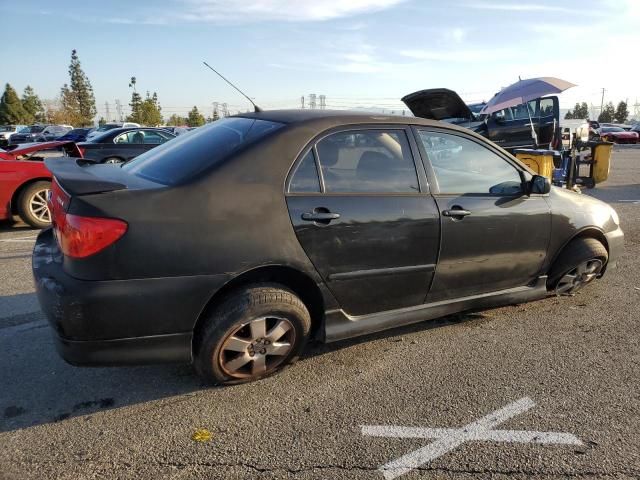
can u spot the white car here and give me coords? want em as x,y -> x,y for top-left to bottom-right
86,122 -> 141,139
0,125 -> 28,145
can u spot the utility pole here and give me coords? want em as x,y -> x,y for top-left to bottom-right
105,101 -> 111,122
600,88 -> 606,117
300,96 -> 305,109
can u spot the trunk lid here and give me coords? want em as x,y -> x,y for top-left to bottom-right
401,88 -> 474,121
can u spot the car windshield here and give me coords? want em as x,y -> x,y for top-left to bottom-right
601,127 -> 624,132
123,117 -> 284,185
27,126 -> 45,133
65,129 -> 87,135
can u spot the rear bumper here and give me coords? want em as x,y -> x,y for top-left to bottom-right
53,331 -> 192,366
33,228 -> 229,366
605,226 -> 624,270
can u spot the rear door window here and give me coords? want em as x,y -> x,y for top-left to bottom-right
314,129 -> 419,193
123,117 -> 283,185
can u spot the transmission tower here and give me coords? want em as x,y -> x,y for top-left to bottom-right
309,94 -> 317,109
319,95 -> 326,110
104,102 -> 111,122
115,99 -> 123,122
212,101 -> 219,119
300,96 -> 305,109
633,98 -> 640,118
222,103 -> 229,117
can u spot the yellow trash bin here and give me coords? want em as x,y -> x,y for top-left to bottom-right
514,149 -> 555,179
592,142 -> 613,184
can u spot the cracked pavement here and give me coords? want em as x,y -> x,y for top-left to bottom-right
1,149 -> 639,479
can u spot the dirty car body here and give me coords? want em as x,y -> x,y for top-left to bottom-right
32,111 -> 623,382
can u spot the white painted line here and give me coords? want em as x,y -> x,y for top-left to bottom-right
0,237 -> 37,243
362,397 -> 581,480
619,200 -> 640,204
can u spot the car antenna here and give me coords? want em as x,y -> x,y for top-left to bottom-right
202,61 -> 262,113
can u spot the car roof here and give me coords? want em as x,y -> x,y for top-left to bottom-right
236,109 -> 434,125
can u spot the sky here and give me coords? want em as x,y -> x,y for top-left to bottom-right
0,0 -> 638,120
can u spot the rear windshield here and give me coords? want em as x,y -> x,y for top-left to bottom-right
122,117 -> 284,185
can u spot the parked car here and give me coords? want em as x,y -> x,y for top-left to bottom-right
57,128 -> 92,142
161,126 -> 190,135
0,141 -> 82,228
401,89 -> 560,151
0,125 -> 28,146
599,126 -> 638,144
9,125 -> 72,144
34,111 -> 623,384
86,122 -> 141,140
78,127 -> 176,164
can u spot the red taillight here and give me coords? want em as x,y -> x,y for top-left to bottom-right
57,214 -> 127,258
48,178 -> 127,258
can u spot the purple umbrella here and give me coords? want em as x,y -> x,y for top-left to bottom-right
480,77 -> 576,115
479,77 -> 576,148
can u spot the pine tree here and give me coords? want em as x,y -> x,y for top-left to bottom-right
187,106 -> 205,127
614,101 -> 629,124
59,83 -> 82,125
21,86 -> 46,123
0,83 -> 31,124
127,77 -> 143,124
577,102 -> 589,119
139,91 -> 163,126
68,49 -> 97,125
564,109 -> 574,119
166,114 -> 187,126
598,102 -> 616,123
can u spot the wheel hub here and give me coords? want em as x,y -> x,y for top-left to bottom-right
555,258 -> 604,295
218,316 -> 295,379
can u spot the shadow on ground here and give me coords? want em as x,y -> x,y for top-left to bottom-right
0,296 -> 487,433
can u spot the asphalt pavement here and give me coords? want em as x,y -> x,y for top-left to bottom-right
1,149 -> 639,479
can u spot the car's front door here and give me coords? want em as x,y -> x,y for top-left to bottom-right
286,127 -> 440,316
415,128 -> 551,302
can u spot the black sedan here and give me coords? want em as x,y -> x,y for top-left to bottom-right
77,127 -> 175,164
34,111 -> 623,384
57,128 -> 92,143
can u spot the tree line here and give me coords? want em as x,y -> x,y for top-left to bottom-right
0,50 -> 211,128
565,100 -> 630,123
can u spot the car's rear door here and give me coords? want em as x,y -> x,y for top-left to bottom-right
414,128 -> 551,302
286,126 -> 440,316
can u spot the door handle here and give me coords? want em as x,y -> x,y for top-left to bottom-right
442,208 -> 471,218
301,212 -> 340,222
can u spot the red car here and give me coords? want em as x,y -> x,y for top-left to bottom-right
0,141 -> 82,228
599,126 -> 638,144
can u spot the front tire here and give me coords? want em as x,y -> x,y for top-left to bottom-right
17,181 -> 51,229
194,284 -> 311,385
548,238 -> 608,295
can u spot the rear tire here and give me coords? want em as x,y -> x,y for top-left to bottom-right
194,284 -> 311,385
548,238 -> 608,295
17,181 -> 51,229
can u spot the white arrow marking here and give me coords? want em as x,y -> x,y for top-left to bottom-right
362,397 -> 581,480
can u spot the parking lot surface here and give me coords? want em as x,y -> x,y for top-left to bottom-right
1,149 -> 639,479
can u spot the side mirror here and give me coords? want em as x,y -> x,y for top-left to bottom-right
529,175 -> 551,194
494,111 -> 506,123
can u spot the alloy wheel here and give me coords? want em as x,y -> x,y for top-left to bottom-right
218,316 -> 296,379
29,188 -> 51,223
555,258 -> 603,295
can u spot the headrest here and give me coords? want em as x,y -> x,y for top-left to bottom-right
317,140 -> 340,167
